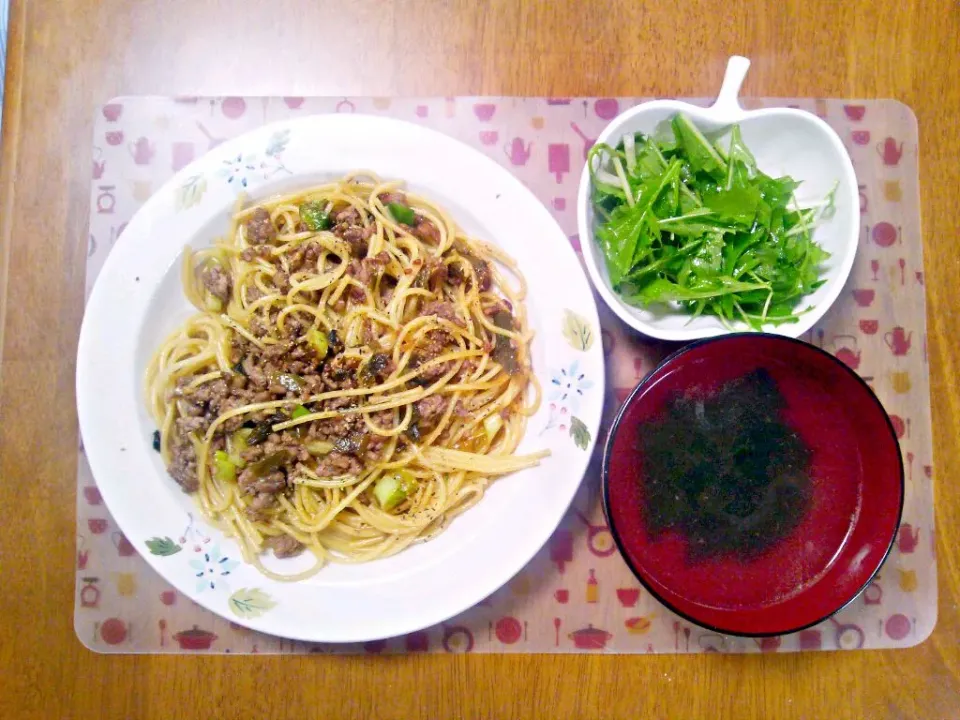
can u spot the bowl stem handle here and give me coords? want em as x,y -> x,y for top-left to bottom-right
711,56 -> 751,117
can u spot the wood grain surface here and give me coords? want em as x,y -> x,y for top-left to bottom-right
1,1 -> 958,718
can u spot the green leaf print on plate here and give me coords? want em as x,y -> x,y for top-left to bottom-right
228,588 -> 277,619
146,536 -> 183,556
569,416 -> 591,450
175,174 -> 207,211
561,309 -> 595,351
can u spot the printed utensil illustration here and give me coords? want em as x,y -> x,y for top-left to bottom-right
575,510 -> 616,557
553,618 -> 562,647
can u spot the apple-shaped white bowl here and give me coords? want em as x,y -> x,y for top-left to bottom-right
576,56 -> 859,341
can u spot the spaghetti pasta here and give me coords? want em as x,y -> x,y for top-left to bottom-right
145,172 -> 545,580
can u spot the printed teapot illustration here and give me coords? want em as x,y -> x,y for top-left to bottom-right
504,137 -> 533,166
884,327 -> 912,356
876,137 -> 904,166
833,335 -> 861,371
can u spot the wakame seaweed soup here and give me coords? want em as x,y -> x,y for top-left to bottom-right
637,368 -> 812,561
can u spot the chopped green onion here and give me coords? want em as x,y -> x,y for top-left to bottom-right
214,450 -> 238,483
387,202 -> 416,226
299,201 -> 331,231
291,405 -> 311,420
306,328 -> 329,358
373,470 -> 418,512
306,440 -> 334,456
482,413 -> 504,442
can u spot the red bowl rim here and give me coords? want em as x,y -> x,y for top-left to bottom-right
601,333 -> 905,638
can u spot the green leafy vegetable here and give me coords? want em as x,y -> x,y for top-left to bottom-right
299,201 -> 331,231
387,202 -> 416,225
590,113 -> 832,328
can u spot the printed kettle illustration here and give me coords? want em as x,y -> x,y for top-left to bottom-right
833,335 -> 861,370
504,138 -> 532,166
884,327 -> 912,356
877,137 -> 904,166
898,524 -> 920,554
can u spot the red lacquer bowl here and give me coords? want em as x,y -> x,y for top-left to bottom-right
603,334 -> 904,636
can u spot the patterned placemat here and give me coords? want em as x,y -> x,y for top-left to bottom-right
77,96 -> 932,654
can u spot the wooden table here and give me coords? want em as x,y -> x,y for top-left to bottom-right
1,1 -> 958,718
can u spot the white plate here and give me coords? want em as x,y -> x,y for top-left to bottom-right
76,114 -> 604,643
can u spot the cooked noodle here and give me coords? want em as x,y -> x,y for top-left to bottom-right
145,172 -> 545,580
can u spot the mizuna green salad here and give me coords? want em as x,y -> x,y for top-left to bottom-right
589,113 -> 836,328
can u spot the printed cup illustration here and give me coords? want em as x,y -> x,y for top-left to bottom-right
852,288 -> 875,307
105,130 -> 124,146
87,518 -> 108,534
897,569 -> 918,592
102,103 -> 123,122
479,130 -> 499,146
852,130 -> 871,146
531,116 -> 545,130
82,486 -> 103,505
884,180 -> 902,202
160,590 -> 177,605
473,103 -> 496,122
843,104 -> 866,121
112,531 -> 136,557
283,97 -> 304,109
859,319 -> 879,335
616,588 -> 641,608
890,371 -> 911,394
554,588 -> 569,604
114,572 -> 137,596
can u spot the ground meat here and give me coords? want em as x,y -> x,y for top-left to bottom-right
316,451 -> 364,477
309,407 -> 364,444
242,355 -> 268,388
176,415 -> 208,434
450,245 -> 492,291
245,208 -> 276,245
483,297 -> 513,317
345,251 -> 391,301
334,223 -> 374,258
378,191 -> 407,206
335,205 -> 361,224
413,218 -> 441,245
264,534 -> 304,558
421,301 -> 466,328
417,257 -> 447,291
238,468 -> 287,495
321,355 -> 359,391
241,244 -> 274,262
416,395 -> 448,426
245,491 -> 274,520
190,379 -> 229,408
273,270 -> 290,293
201,266 -> 231,303
168,441 -> 199,492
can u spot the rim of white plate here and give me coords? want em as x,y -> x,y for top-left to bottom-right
76,113 -> 604,643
